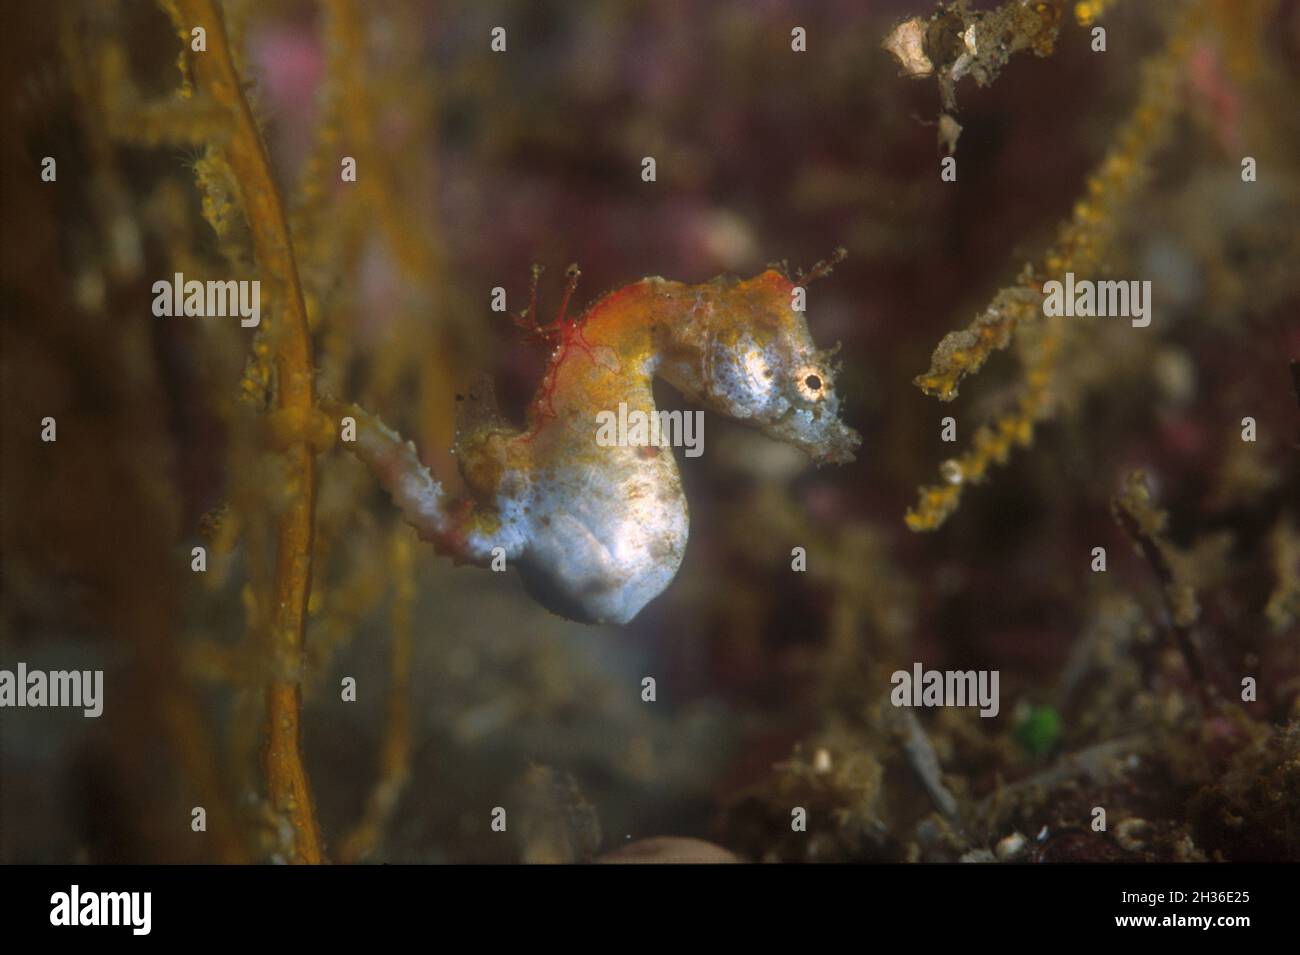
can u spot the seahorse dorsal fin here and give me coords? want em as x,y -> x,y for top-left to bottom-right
454,374 -> 507,446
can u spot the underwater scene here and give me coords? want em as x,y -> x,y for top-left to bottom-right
1,0 -> 1298,877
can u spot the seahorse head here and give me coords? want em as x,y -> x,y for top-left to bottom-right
662,269 -> 861,465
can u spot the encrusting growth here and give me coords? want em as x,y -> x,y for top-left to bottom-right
332,261 -> 860,625
882,0 -> 1123,118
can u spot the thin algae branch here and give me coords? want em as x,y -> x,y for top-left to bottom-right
1112,471 -> 1209,704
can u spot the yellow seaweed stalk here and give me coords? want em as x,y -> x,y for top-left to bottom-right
906,3 -> 1201,532
162,0 -> 323,862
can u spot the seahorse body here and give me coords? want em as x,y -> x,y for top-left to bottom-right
341,268 -> 859,625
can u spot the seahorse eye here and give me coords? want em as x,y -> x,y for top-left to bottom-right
795,365 -> 826,402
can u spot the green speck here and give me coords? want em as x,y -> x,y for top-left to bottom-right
1014,704 -> 1062,757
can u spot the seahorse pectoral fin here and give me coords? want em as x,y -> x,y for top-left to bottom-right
454,374 -> 508,453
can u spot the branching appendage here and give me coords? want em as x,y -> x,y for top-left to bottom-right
164,0 -> 323,862
514,264 -> 610,423
1111,471 -> 1211,706
795,246 -> 848,287
905,4 -> 1203,532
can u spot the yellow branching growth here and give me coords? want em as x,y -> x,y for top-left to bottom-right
162,0 -> 323,862
907,320 -> 1064,531
906,4 -> 1200,532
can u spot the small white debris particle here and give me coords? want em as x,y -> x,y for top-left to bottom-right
995,832 -> 1027,860
883,18 -> 933,77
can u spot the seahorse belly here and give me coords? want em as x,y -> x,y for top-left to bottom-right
509,447 -> 688,625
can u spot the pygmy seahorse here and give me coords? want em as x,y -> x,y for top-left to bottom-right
334,262 -> 860,625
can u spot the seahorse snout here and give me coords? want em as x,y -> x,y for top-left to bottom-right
766,406 -> 861,465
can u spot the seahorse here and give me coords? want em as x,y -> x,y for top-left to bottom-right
332,258 -> 860,625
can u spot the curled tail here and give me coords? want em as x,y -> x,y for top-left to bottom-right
323,397 -> 505,565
